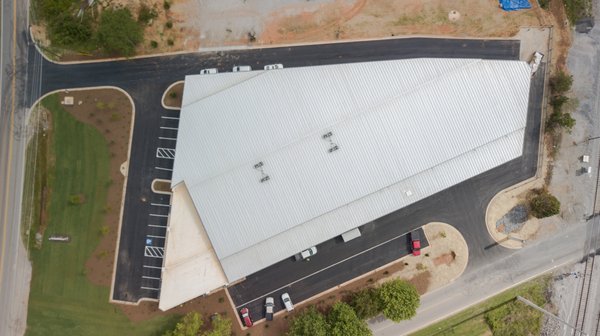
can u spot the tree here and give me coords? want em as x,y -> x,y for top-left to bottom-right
202,314 -> 232,336
529,190 -> 560,218
549,70 -> 573,95
36,0 -> 77,21
287,306 -> 329,336
378,279 -> 420,322
97,8 -> 143,56
327,302 -> 372,336
49,13 -> 93,48
163,312 -> 203,336
349,287 -> 382,319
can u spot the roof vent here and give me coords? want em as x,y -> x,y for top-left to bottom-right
328,145 -> 339,153
322,131 -> 333,139
322,131 -> 340,153
260,175 -> 270,183
254,161 -> 270,183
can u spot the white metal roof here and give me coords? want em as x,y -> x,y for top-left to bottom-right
171,58 -> 531,282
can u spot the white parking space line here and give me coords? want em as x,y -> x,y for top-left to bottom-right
235,229 -> 410,308
147,235 -> 165,239
143,265 -> 162,269
150,214 -> 168,218
144,255 -> 163,259
151,203 -> 170,207
159,137 -> 177,141
142,276 -> 162,280
141,287 -> 160,291
148,224 -> 167,228
160,126 -> 178,130
161,116 -> 179,120
155,166 -> 173,171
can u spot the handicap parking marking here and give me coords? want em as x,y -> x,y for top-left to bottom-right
144,246 -> 165,258
146,238 -> 153,245
156,148 -> 176,159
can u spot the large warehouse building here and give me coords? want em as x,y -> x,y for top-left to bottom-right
158,58 -> 532,310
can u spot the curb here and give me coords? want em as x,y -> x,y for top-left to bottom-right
161,81 -> 184,111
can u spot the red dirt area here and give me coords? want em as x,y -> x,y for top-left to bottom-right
433,252 -> 457,267
408,271 -> 432,295
55,88 -> 133,287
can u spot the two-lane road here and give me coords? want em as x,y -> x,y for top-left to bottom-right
0,0 -> 33,335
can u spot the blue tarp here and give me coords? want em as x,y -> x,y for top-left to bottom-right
499,0 -> 531,11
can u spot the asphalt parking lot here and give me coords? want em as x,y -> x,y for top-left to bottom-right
37,37 -> 528,304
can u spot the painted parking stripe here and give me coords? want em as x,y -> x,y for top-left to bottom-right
160,126 -> 178,130
161,116 -> 179,120
147,235 -> 165,239
141,287 -> 160,291
156,148 -> 176,159
159,137 -> 177,141
151,203 -> 170,207
143,265 -> 162,269
142,276 -> 162,280
155,166 -> 173,171
148,224 -> 167,228
150,214 -> 168,218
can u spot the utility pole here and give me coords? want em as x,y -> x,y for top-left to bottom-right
516,296 -> 587,336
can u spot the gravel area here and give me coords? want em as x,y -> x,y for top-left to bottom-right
496,204 -> 529,233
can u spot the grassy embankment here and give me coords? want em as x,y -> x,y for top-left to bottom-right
23,94 -> 178,335
409,275 -> 552,336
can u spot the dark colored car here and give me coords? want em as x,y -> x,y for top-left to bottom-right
240,307 -> 253,327
410,231 -> 421,256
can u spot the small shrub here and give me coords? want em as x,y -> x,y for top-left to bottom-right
96,101 -> 106,110
440,230 -> 447,238
137,4 -> 158,24
166,21 -> 173,29
383,270 -> 389,275
539,0 -> 549,9
424,253 -> 430,257
218,296 -> 224,303
550,95 -> 569,111
529,190 -> 560,218
167,38 -> 174,46
68,194 -> 84,205
163,0 -> 171,10
150,40 -> 158,48
550,70 -> 573,95
99,225 -> 110,236
416,263 -> 426,271
110,113 -> 121,121
169,91 -> 178,99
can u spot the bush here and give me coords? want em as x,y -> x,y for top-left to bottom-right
150,40 -> 159,48
529,190 -> 560,218
539,0 -> 549,9
138,4 -> 158,25
97,8 -> 143,56
167,38 -> 174,46
35,0 -> 77,21
550,95 -> 569,111
169,91 -> 178,99
378,279 -> 420,322
166,21 -> 173,29
349,288 -> 382,320
547,110 -> 576,132
68,194 -> 84,205
563,0 -> 592,23
163,0 -> 171,10
550,70 -> 573,95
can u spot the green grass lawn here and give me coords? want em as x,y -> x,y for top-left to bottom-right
24,94 -> 178,336
409,276 -> 551,336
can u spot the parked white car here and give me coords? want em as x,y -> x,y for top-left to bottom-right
300,246 -> 317,260
233,65 -> 252,72
264,64 -> 284,70
200,68 -> 218,75
281,292 -> 294,312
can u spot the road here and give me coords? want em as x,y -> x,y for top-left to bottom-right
0,0 -> 33,334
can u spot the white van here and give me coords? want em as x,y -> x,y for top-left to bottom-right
233,65 -> 252,72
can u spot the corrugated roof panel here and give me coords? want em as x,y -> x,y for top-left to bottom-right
171,58 -> 531,281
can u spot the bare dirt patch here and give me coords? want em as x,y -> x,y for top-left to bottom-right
163,82 -> 183,109
433,251 -> 456,267
53,88 -> 133,287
